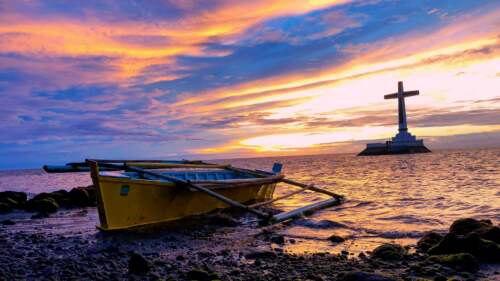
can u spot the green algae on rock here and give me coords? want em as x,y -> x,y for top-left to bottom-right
428,253 -> 479,272
370,243 -> 406,261
417,232 -> 443,252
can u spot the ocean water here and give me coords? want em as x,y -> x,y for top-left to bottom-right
1,148 -> 499,254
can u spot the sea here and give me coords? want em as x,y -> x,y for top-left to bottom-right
1,148 -> 499,254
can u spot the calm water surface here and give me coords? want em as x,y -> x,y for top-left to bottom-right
1,148 -> 499,254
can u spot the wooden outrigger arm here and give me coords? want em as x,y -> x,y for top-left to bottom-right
224,165 -> 344,224
76,159 -> 344,225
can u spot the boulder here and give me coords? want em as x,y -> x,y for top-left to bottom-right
27,198 -> 59,213
0,202 -> 12,213
417,232 -> 443,252
370,243 -> 406,261
82,186 -> 97,206
0,191 -> 27,204
337,271 -> 397,281
0,191 -> 27,210
483,226 -> 500,244
270,234 -> 285,244
428,253 -> 479,272
450,218 -> 492,236
128,253 -> 150,275
428,232 -> 500,262
69,188 -> 90,207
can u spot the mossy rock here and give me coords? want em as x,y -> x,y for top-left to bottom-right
82,186 -> 97,204
417,232 -> 443,252
0,191 -> 27,210
69,188 -> 90,206
27,198 -> 59,213
450,218 -> 492,236
0,197 -> 18,207
482,226 -> 500,244
449,217 -> 500,243
428,253 -> 479,272
0,191 -> 27,204
0,202 -> 12,213
370,243 -> 406,261
429,232 -> 500,262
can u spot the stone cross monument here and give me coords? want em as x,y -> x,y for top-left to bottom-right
384,81 -> 419,133
358,81 -> 430,156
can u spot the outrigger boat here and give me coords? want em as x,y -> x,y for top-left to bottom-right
44,159 -> 344,231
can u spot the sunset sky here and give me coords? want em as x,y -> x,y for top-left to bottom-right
1,0 -> 499,169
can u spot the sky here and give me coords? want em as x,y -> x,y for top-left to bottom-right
0,0 -> 499,169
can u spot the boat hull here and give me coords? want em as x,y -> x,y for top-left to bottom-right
94,176 -> 276,231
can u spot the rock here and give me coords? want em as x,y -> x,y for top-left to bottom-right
428,253 -> 479,272
27,198 -> 59,213
0,191 -> 27,204
48,190 -> 70,206
186,269 -> 218,281
0,191 -> 27,211
370,243 -> 406,261
337,271 -> 397,281
270,234 -> 285,244
0,202 -> 12,213
69,188 -> 90,207
328,234 -> 346,243
449,218 -> 500,243
1,219 -> 15,225
417,232 -> 443,252
450,218 -> 491,236
483,225 -> 500,244
428,233 -> 500,262
82,186 -> 97,206
128,253 -> 150,274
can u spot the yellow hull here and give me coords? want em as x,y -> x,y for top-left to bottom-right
94,175 -> 276,231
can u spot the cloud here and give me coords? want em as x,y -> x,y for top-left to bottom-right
0,0 -> 499,168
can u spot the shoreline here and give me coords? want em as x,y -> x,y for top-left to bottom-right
1,205 -> 499,280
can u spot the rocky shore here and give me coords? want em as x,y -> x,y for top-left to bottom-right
0,186 -> 96,215
0,189 -> 499,280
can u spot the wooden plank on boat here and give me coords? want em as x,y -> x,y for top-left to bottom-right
127,163 -> 229,169
193,175 -> 283,185
270,197 -> 342,224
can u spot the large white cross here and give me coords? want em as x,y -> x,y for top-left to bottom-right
384,81 -> 419,132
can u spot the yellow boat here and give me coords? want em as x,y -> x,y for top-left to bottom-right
44,159 -> 344,231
